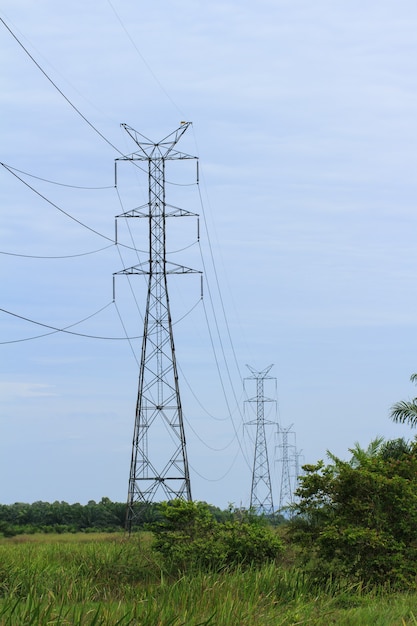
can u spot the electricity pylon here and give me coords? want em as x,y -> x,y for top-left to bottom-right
277,424 -> 295,513
244,365 -> 276,515
114,123 -> 198,531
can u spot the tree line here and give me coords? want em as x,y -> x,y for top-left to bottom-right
0,498 -> 127,536
0,497 -> 248,536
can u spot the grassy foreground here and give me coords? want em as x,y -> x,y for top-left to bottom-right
1,533 -> 417,625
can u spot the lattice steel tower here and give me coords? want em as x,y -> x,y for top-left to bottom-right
277,424 -> 295,512
244,365 -> 276,515
114,123 -> 198,531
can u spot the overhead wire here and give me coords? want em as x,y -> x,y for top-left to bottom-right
179,364 -> 233,422
200,296 -> 252,471
113,300 -> 140,367
191,166 -> 252,467
105,0 -> 185,118
184,413 -> 239,452
0,244 -> 114,259
1,163 -> 114,243
195,163 -> 256,467
197,176 -> 245,385
0,16 -> 123,156
1,162 -> 115,189
188,446 -> 242,483
1,163 -> 148,255
113,185 -> 146,336
0,302 -> 143,342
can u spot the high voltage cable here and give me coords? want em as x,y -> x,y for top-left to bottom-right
201,296 -> 252,471
0,244 -> 114,260
179,364 -> 231,422
0,301 -> 113,343
188,446 -> 242,483
0,295 -> 199,345
1,14 -> 186,168
1,163 -> 114,243
0,17 -> 123,156
195,178 -> 254,469
2,163 -> 148,255
0,303 -> 143,342
184,413 -> 238,452
1,162 -> 115,189
113,300 -> 140,367
195,170 -> 249,397
114,186 -> 148,258
105,0 -> 185,118
197,180 -> 244,384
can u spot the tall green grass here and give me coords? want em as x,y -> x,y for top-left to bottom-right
0,533 -> 417,625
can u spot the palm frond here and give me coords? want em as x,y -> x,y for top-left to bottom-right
366,436 -> 385,456
326,449 -> 343,466
348,437 -> 385,467
390,400 -> 417,427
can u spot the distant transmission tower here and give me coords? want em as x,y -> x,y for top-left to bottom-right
114,123 -> 198,531
277,424 -> 295,513
292,447 -> 304,498
244,365 -> 276,515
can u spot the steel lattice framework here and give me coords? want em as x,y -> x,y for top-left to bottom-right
114,123 -> 198,531
245,365 -> 276,515
277,424 -> 295,513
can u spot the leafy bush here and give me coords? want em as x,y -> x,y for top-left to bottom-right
290,440 -> 417,588
152,500 -> 283,574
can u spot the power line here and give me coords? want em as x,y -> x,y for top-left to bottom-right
1,163 -> 114,243
0,244 -> 114,260
201,297 -> 252,472
1,162 -> 115,189
183,414 -> 238,452
1,165 -> 152,256
105,0 -> 186,118
0,302 -> 143,342
0,16 -> 123,156
188,446 -> 242,483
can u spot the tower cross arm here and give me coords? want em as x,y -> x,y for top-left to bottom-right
166,262 -> 202,275
246,364 -> 274,379
120,122 -> 196,159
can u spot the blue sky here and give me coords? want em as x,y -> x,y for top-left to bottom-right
1,0 -> 417,509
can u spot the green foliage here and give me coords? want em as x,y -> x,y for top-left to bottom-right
390,373 -> 417,427
152,500 -> 284,573
290,440 -> 417,588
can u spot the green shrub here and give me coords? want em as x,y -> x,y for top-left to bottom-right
290,441 -> 417,588
152,500 -> 283,574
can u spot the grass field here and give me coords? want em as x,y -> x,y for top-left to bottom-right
1,532 -> 417,625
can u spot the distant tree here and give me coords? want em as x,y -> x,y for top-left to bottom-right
390,374 -> 417,428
